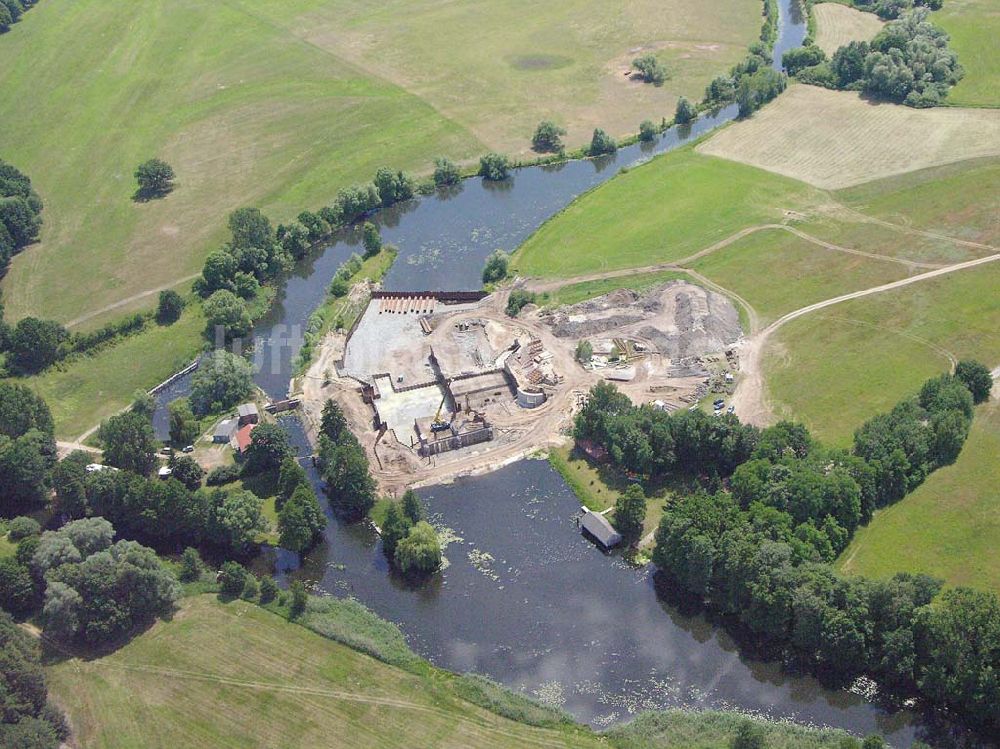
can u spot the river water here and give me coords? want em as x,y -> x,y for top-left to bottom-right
154,0 -> 938,742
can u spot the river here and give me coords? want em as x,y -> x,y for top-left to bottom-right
154,0 -> 938,743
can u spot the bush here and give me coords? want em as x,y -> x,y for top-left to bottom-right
505,290 -> 536,317
156,289 -> 185,324
394,521 -> 441,576
218,561 -> 247,598
638,120 -> 657,142
954,359 -> 993,404
481,250 -> 509,285
328,277 -> 349,298
206,464 -> 241,486
588,128 -> 617,156
783,44 -> 826,76
433,157 -> 461,186
478,153 -> 510,181
7,516 -> 40,541
259,576 -> 278,604
178,547 -> 201,582
241,575 -> 259,601
575,340 -> 593,363
290,580 -> 308,618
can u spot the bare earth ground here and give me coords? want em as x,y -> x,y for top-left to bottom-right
696,85 -> 1000,188
300,284 -> 736,493
812,3 -> 884,56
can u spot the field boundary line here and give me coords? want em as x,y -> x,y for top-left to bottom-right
832,202 -> 998,252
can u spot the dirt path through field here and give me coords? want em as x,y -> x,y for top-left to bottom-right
730,251 -> 1000,425
65,274 -> 201,329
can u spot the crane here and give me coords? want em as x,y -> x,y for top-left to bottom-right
430,394 -> 451,432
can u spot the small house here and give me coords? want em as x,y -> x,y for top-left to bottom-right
580,508 -> 622,549
213,417 -> 238,443
235,423 -> 256,456
237,403 -> 259,426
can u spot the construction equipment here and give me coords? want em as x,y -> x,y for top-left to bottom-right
430,394 -> 451,433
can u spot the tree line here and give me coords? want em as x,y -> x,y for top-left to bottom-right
0,158 -> 43,277
0,0 -> 40,36
316,399 -> 442,576
573,361 -> 997,734
792,8 -> 963,107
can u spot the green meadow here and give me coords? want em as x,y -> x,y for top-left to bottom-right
513,149 -> 827,278
936,0 -> 1000,107
763,261 -> 1000,445
839,398 -> 1000,595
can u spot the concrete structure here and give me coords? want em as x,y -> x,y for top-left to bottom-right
580,508 -> 622,549
213,418 -> 238,443
516,386 -> 547,409
237,403 -> 259,426
448,370 -> 512,412
157,466 -> 173,479
416,413 -> 494,457
605,365 -> 636,382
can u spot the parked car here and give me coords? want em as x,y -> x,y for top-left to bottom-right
727,405 -> 735,414
713,398 -> 725,408
182,445 -> 195,453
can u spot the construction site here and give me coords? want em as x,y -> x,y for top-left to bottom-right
299,281 -> 744,492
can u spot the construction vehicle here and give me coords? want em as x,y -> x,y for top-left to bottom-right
430,394 -> 452,433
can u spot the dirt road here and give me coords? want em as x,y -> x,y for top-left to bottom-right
730,251 -> 1000,425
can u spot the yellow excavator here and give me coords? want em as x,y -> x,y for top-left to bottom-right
430,394 -> 452,433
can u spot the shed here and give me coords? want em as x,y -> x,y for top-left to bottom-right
213,417 -> 238,443
237,403 -> 260,426
580,508 -> 622,548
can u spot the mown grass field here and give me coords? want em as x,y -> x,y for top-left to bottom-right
838,398 -> 1000,594
20,304 -> 206,440
834,156 -> 1000,246
812,3 -> 884,56
763,261 -> 1000,445
690,227 -> 911,325
696,85 -> 1000,188
936,0 -> 1000,107
513,149 -> 826,278
285,0 -> 761,153
0,0 -> 483,325
0,0 -> 761,327
46,595 -> 603,749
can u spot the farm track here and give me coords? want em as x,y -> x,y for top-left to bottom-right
64,274 -> 201,329
730,250 -> 1000,425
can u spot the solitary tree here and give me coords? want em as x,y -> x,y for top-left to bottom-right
575,340 -> 593,363
381,503 -> 411,562
7,317 -> 67,374
632,54 -> 667,85
189,350 -> 254,416
638,120 -> 657,142
290,580 -> 308,617
156,289 -> 185,324
133,159 -> 175,200
178,547 -> 201,582
242,422 -> 292,475
531,121 -> 566,153
218,561 -> 247,598
320,399 -> 348,443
